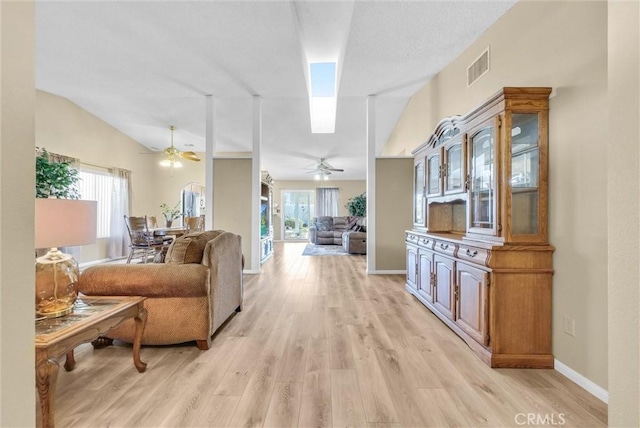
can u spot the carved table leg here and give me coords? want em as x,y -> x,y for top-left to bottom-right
133,307 -> 147,373
36,349 -> 60,428
63,349 -> 76,372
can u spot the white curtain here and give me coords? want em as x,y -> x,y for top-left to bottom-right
316,187 -> 340,217
108,168 -> 131,259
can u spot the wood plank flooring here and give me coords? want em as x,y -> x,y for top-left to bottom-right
47,242 -> 607,427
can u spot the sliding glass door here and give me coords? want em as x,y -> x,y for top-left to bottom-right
282,190 -> 314,241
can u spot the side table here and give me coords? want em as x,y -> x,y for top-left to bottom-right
35,296 -> 147,428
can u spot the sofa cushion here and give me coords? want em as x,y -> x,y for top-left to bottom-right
315,216 -> 333,231
166,230 -> 223,264
332,216 -> 349,231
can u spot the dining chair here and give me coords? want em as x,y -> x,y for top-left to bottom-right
185,216 -> 205,232
147,216 -> 158,229
124,215 -> 171,263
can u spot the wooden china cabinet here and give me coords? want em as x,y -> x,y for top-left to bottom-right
406,87 -> 553,368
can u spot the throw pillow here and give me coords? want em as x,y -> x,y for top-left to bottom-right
346,216 -> 359,230
315,222 -> 330,232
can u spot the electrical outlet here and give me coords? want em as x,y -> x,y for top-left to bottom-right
563,316 -> 575,336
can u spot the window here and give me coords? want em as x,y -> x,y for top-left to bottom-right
78,170 -> 113,238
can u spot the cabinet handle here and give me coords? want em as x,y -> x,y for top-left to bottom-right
466,249 -> 478,257
440,243 -> 449,250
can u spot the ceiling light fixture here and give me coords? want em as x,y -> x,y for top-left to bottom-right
315,170 -> 331,181
309,62 -> 337,134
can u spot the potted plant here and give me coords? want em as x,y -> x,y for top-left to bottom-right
35,148 -> 80,199
345,192 -> 366,217
160,202 -> 182,227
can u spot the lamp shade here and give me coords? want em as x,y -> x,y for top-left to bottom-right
35,199 -> 97,249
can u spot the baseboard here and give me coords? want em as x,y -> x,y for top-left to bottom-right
366,270 -> 407,275
554,359 -> 609,403
243,269 -> 260,275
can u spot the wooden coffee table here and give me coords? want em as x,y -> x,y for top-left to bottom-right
35,296 -> 147,428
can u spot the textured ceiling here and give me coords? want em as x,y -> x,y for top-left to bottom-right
36,1 -> 517,180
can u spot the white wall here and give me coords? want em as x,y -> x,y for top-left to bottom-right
0,2 -> 36,426
608,1 -> 640,425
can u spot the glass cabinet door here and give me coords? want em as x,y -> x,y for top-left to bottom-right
426,150 -> 442,197
510,113 -> 539,235
414,158 -> 426,227
468,125 -> 495,233
444,138 -> 464,194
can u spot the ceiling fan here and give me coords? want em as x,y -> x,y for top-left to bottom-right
306,158 -> 344,180
157,125 -> 200,168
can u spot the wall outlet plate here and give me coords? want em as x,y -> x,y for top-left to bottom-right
563,316 -> 575,336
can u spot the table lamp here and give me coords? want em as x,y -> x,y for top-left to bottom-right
35,198 -> 97,318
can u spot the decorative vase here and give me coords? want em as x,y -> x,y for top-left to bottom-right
165,219 -> 172,228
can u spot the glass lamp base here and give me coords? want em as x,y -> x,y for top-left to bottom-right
36,248 -> 79,318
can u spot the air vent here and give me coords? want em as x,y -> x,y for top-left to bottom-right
467,47 -> 490,87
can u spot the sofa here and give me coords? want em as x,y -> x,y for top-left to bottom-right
78,230 -> 243,350
309,216 -> 367,254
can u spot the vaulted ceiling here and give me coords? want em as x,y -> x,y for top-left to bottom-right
36,1 -> 517,180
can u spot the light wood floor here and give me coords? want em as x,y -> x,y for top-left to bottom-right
49,242 -> 607,427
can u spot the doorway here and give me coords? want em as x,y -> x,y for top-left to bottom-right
282,190 -> 314,241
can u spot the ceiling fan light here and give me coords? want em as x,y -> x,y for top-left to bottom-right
160,159 -> 171,167
173,161 -> 183,168
323,174 -> 329,181
314,174 -> 321,180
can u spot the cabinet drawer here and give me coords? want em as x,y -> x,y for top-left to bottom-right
417,236 -> 434,249
457,244 -> 489,266
433,239 -> 456,257
406,233 -> 419,244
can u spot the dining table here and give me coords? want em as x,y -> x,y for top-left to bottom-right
150,226 -> 187,239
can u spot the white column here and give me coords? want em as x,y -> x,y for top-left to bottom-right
0,1 -> 36,426
204,95 -> 215,230
366,95 -> 376,273
251,96 -> 262,272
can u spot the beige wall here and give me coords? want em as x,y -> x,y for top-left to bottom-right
36,90 -> 205,262
608,1 -> 639,425
0,1 -> 36,425
382,1 -> 608,390
375,158 -> 413,271
272,179 -> 366,240
213,158 -> 253,267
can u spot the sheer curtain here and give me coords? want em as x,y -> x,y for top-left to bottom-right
316,187 -> 340,217
108,168 -> 131,259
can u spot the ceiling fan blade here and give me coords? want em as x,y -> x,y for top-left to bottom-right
326,168 -> 344,172
179,152 -> 201,162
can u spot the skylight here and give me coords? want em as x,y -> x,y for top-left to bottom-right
309,62 -> 337,134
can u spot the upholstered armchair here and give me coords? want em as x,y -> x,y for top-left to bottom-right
78,230 -> 243,350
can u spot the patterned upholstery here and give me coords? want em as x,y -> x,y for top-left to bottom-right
79,230 -> 243,349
